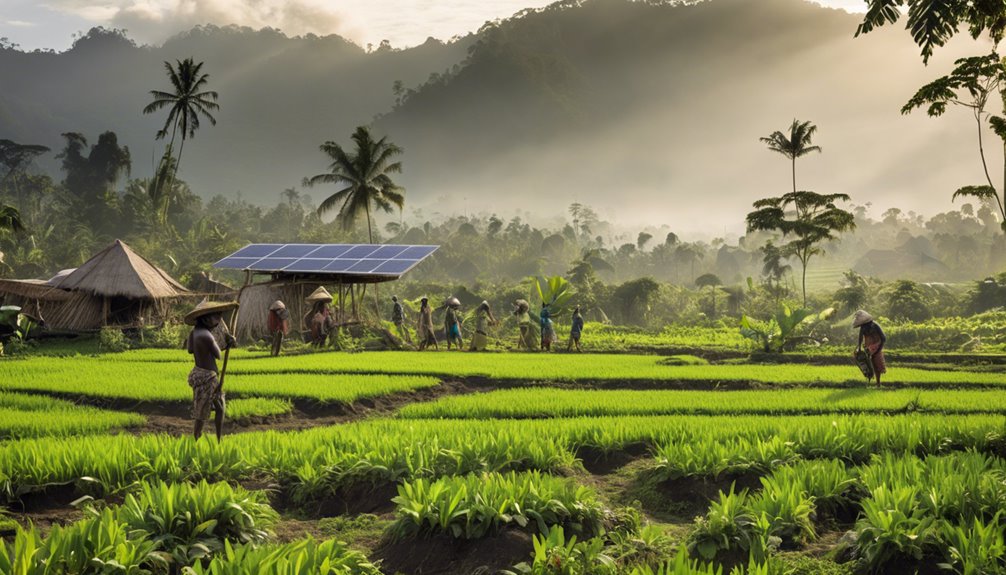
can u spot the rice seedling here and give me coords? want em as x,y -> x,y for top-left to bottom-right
399,388 -> 1006,419
0,507 -> 164,574
389,470 -> 605,540
225,397 -> 293,422
184,537 -> 382,575
117,479 -> 278,565
0,358 -> 439,403
0,391 -> 144,439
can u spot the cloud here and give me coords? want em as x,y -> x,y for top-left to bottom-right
38,0 -> 349,45
114,0 -> 348,43
4,19 -> 36,27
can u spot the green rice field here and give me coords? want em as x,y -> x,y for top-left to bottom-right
2,344 -> 1006,574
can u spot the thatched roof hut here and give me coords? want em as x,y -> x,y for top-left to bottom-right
0,239 -> 192,331
51,240 -> 189,299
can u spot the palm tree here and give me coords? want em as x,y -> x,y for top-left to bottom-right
760,119 -> 821,194
142,58 -> 219,185
306,126 -> 405,242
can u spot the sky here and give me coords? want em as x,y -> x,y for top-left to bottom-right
1,0 -> 867,52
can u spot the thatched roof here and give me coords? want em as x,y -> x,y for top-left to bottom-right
51,239 -> 190,299
0,279 -> 72,301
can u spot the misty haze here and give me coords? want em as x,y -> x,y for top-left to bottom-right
1,2 -> 1006,574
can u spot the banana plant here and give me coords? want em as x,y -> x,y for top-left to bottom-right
740,304 -> 834,353
533,275 -> 574,315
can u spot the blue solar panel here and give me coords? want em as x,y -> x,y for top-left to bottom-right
248,258 -> 298,271
270,244 -> 323,258
212,244 -> 438,276
310,244 -> 353,258
395,246 -> 438,260
213,257 -> 261,269
342,245 -> 380,259
373,259 -> 416,274
369,245 -> 408,259
348,259 -> 382,273
322,259 -> 357,272
231,244 -> 283,258
283,259 -> 332,272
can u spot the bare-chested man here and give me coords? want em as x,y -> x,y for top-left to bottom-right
184,301 -> 238,440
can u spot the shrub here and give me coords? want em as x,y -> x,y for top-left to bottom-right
99,326 -> 130,352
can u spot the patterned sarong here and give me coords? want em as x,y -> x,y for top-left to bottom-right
188,366 -> 225,420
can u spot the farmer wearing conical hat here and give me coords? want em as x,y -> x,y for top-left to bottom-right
304,287 -> 334,347
444,296 -> 463,351
391,295 -> 412,345
267,300 -> 289,357
853,310 -> 887,385
417,297 -> 438,351
185,300 -> 238,440
469,300 -> 498,351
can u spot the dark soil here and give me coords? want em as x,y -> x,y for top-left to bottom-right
315,482 -> 399,517
113,379 -> 481,438
270,481 -> 399,518
9,482 -> 80,514
374,529 -> 533,575
577,442 -> 650,475
656,471 -> 763,517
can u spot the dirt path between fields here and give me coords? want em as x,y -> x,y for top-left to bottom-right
125,379 -> 487,437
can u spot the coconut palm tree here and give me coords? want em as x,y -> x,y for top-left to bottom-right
142,58 -> 219,184
760,119 -> 821,194
306,126 -> 405,242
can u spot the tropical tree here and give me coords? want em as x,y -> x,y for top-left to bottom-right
857,1 -> 1006,231
855,1 -> 1006,65
760,240 -> 792,298
674,243 -> 704,282
746,191 -> 856,306
695,273 -> 722,317
900,54 -> 1006,231
142,58 -> 219,192
306,126 -> 405,242
0,139 -> 49,216
760,119 -> 821,195
56,132 -> 131,231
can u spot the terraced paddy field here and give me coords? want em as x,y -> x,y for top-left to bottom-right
1,347 -> 1005,574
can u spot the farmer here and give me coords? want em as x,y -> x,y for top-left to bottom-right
567,306 -> 584,352
540,303 -> 556,352
391,295 -> 412,344
267,300 -> 289,356
417,296 -> 438,351
469,300 -> 498,351
444,296 -> 463,351
513,299 -> 535,350
304,287 -> 334,347
853,310 -> 887,385
184,300 -> 238,441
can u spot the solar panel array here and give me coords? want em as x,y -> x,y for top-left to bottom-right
212,244 -> 439,276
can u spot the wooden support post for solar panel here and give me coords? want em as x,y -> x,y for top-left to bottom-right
230,270 -> 252,343
338,281 -> 345,324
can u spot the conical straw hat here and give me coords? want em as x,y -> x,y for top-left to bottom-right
305,286 -> 333,302
184,299 -> 239,325
852,310 -> 873,328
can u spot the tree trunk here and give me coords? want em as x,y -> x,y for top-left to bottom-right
800,255 -> 809,307
791,157 -> 797,194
